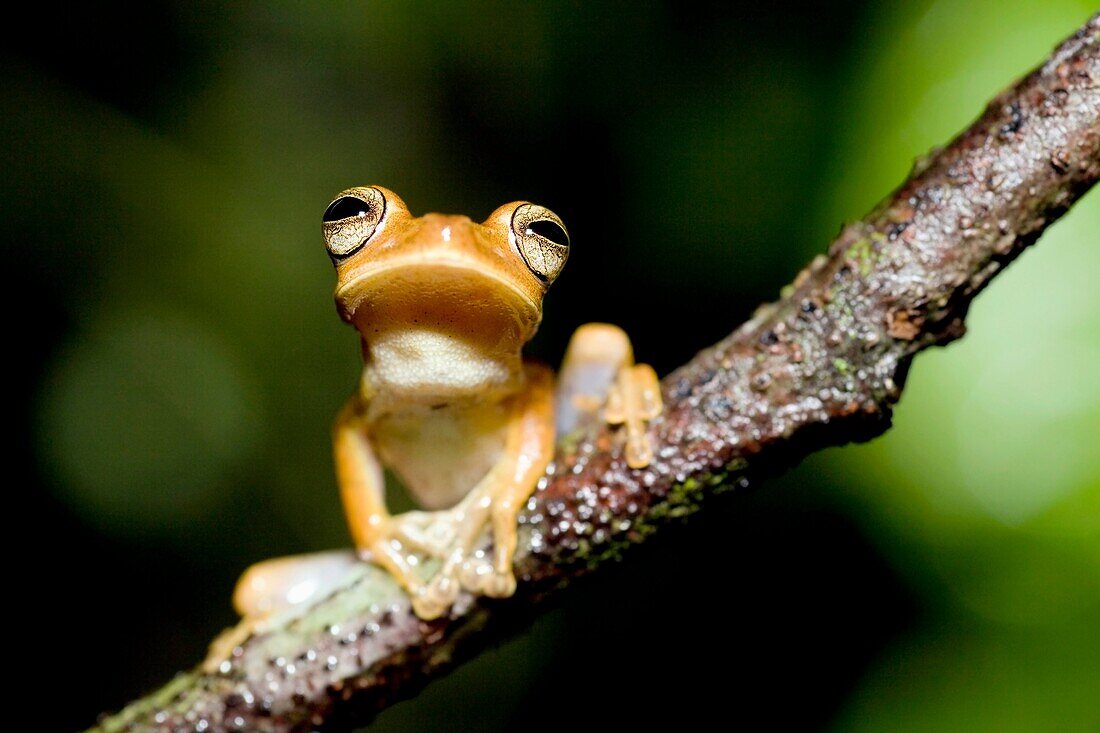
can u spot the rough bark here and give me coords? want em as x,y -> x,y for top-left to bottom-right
93,14 -> 1100,733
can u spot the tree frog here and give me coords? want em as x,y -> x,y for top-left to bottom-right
233,186 -> 661,623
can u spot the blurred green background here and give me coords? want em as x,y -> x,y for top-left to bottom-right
4,1 -> 1098,730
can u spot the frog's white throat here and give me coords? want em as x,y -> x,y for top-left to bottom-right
360,328 -> 524,412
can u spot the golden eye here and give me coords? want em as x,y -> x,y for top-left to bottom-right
511,203 -> 570,282
322,186 -> 386,262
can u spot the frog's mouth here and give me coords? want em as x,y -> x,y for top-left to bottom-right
335,259 -> 543,343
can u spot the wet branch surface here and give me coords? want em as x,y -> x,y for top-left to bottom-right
94,15 -> 1100,733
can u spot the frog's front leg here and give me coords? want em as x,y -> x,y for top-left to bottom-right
483,363 -> 555,595
207,400 -> 413,665
214,401 -> 427,635
334,399 -> 429,595
557,323 -> 662,467
416,365 -> 555,615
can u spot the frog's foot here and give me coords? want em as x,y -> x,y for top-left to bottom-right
415,464 -> 528,607
406,497 -> 520,613
452,495 -> 522,599
389,510 -> 458,558
359,523 -> 437,600
454,549 -> 507,598
412,568 -> 462,619
205,550 -> 360,672
410,486 -> 496,618
605,363 -> 663,469
459,553 -> 517,598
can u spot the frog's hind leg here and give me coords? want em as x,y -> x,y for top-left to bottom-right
232,550 -> 359,618
557,322 -> 662,468
205,549 -> 358,671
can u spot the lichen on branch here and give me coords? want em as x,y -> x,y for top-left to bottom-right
94,13 -> 1100,733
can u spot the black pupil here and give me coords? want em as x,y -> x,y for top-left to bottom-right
323,196 -> 370,223
528,219 -> 568,246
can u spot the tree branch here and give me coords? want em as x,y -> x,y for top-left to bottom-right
94,15 -> 1100,733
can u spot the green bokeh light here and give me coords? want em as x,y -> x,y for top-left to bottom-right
39,308 -> 265,538
820,0 -> 1100,728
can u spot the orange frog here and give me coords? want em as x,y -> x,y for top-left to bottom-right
232,186 -> 661,626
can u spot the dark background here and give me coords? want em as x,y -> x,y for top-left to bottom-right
4,1 -> 1098,730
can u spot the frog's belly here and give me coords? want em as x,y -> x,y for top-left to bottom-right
372,403 -> 509,510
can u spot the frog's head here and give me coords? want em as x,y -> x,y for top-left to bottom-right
323,186 -> 569,400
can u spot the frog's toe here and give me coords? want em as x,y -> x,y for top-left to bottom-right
605,363 -> 663,469
411,590 -> 446,620
457,554 -> 495,593
414,567 -> 461,619
392,511 -> 456,557
482,569 -> 517,599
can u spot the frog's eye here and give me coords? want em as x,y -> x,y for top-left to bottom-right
322,186 -> 386,262
511,203 -> 570,283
